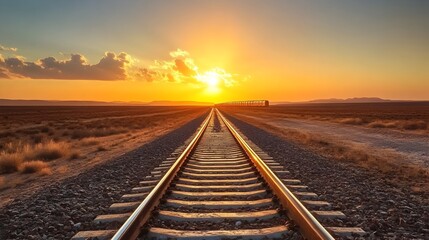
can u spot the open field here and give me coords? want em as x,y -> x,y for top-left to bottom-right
0,106 -> 208,206
244,102 -> 429,132
221,102 -> 429,194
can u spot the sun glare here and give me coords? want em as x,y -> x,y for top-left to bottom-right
197,70 -> 221,94
206,73 -> 220,87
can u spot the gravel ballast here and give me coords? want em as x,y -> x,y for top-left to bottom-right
224,113 -> 428,239
0,112 -> 207,240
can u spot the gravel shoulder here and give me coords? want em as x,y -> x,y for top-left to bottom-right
0,112 -> 208,240
224,113 -> 429,239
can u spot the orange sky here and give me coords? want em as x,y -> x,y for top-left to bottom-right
1,1 -> 428,103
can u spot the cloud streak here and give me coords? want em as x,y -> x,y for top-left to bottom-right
0,44 -> 17,52
149,49 -> 200,84
148,49 -> 239,88
0,52 -> 130,80
0,44 -> 242,88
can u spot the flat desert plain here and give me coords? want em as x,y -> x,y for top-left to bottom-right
221,102 -> 429,195
0,106 -> 208,206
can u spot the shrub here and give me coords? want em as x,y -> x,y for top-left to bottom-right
40,126 -> 51,133
71,128 -> 127,139
368,120 -> 427,130
19,128 -> 40,135
0,154 -> 22,173
28,140 -> 69,161
97,146 -> 107,151
20,160 -> 49,174
401,120 -> 427,130
71,130 -> 90,139
69,151 -> 81,160
39,167 -> 52,175
0,131 -> 15,138
31,134 -> 44,144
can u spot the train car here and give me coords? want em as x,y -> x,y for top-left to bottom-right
215,100 -> 269,107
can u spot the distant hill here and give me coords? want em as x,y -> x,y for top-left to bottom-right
308,97 -> 392,104
0,99 -> 213,106
2,97 -> 416,106
273,97 -> 399,105
0,99 -> 124,106
145,101 -> 213,106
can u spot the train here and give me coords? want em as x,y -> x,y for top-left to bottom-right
215,100 -> 269,107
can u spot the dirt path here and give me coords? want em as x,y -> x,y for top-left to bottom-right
237,113 -> 429,170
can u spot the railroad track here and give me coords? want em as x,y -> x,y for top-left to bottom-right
73,109 -> 364,239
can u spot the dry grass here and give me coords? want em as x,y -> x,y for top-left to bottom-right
227,112 -> 429,193
31,134 -> 44,144
1,141 -> 25,154
0,154 -> 22,174
80,137 -> 100,146
97,146 -> 107,151
69,151 -> 81,160
56,166 -> 68,174
368,120 -> 427,130
222,102 -> 429,133
367,121 -> 396,128
336,117 -> 365,125
70,128 -> 127,139
19,161 -> 50,174
0,140 -> 70,174
27,140 -> 70,161
38,167 -> 52,176
2,140 -> 70,161
0,106 -> 208,199
39,126 -> 51,133
402,120 -> 427,130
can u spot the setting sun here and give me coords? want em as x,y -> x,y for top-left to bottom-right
206,73 -> 219,88
195,68 -> 236,96
197,70 -> 220,94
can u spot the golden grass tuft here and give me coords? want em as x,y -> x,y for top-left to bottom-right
97,146 -> 107,151
368,120 -> 397,128
80,137 -> 100,146
0,140 -> 70,174
0,153 -> 22,174
337,117 -> 364,125
57,166 -> 68,174
19,160 -> 50,174
26,140 -> 70,161
38,166 -> 53,175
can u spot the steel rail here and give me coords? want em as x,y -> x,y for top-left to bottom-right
217,109 -> 334,240
111,109 -> 213,240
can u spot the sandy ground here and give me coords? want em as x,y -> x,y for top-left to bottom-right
238,113 -> 429,170
0,109 -> 207,207
237,114 -> 429,169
